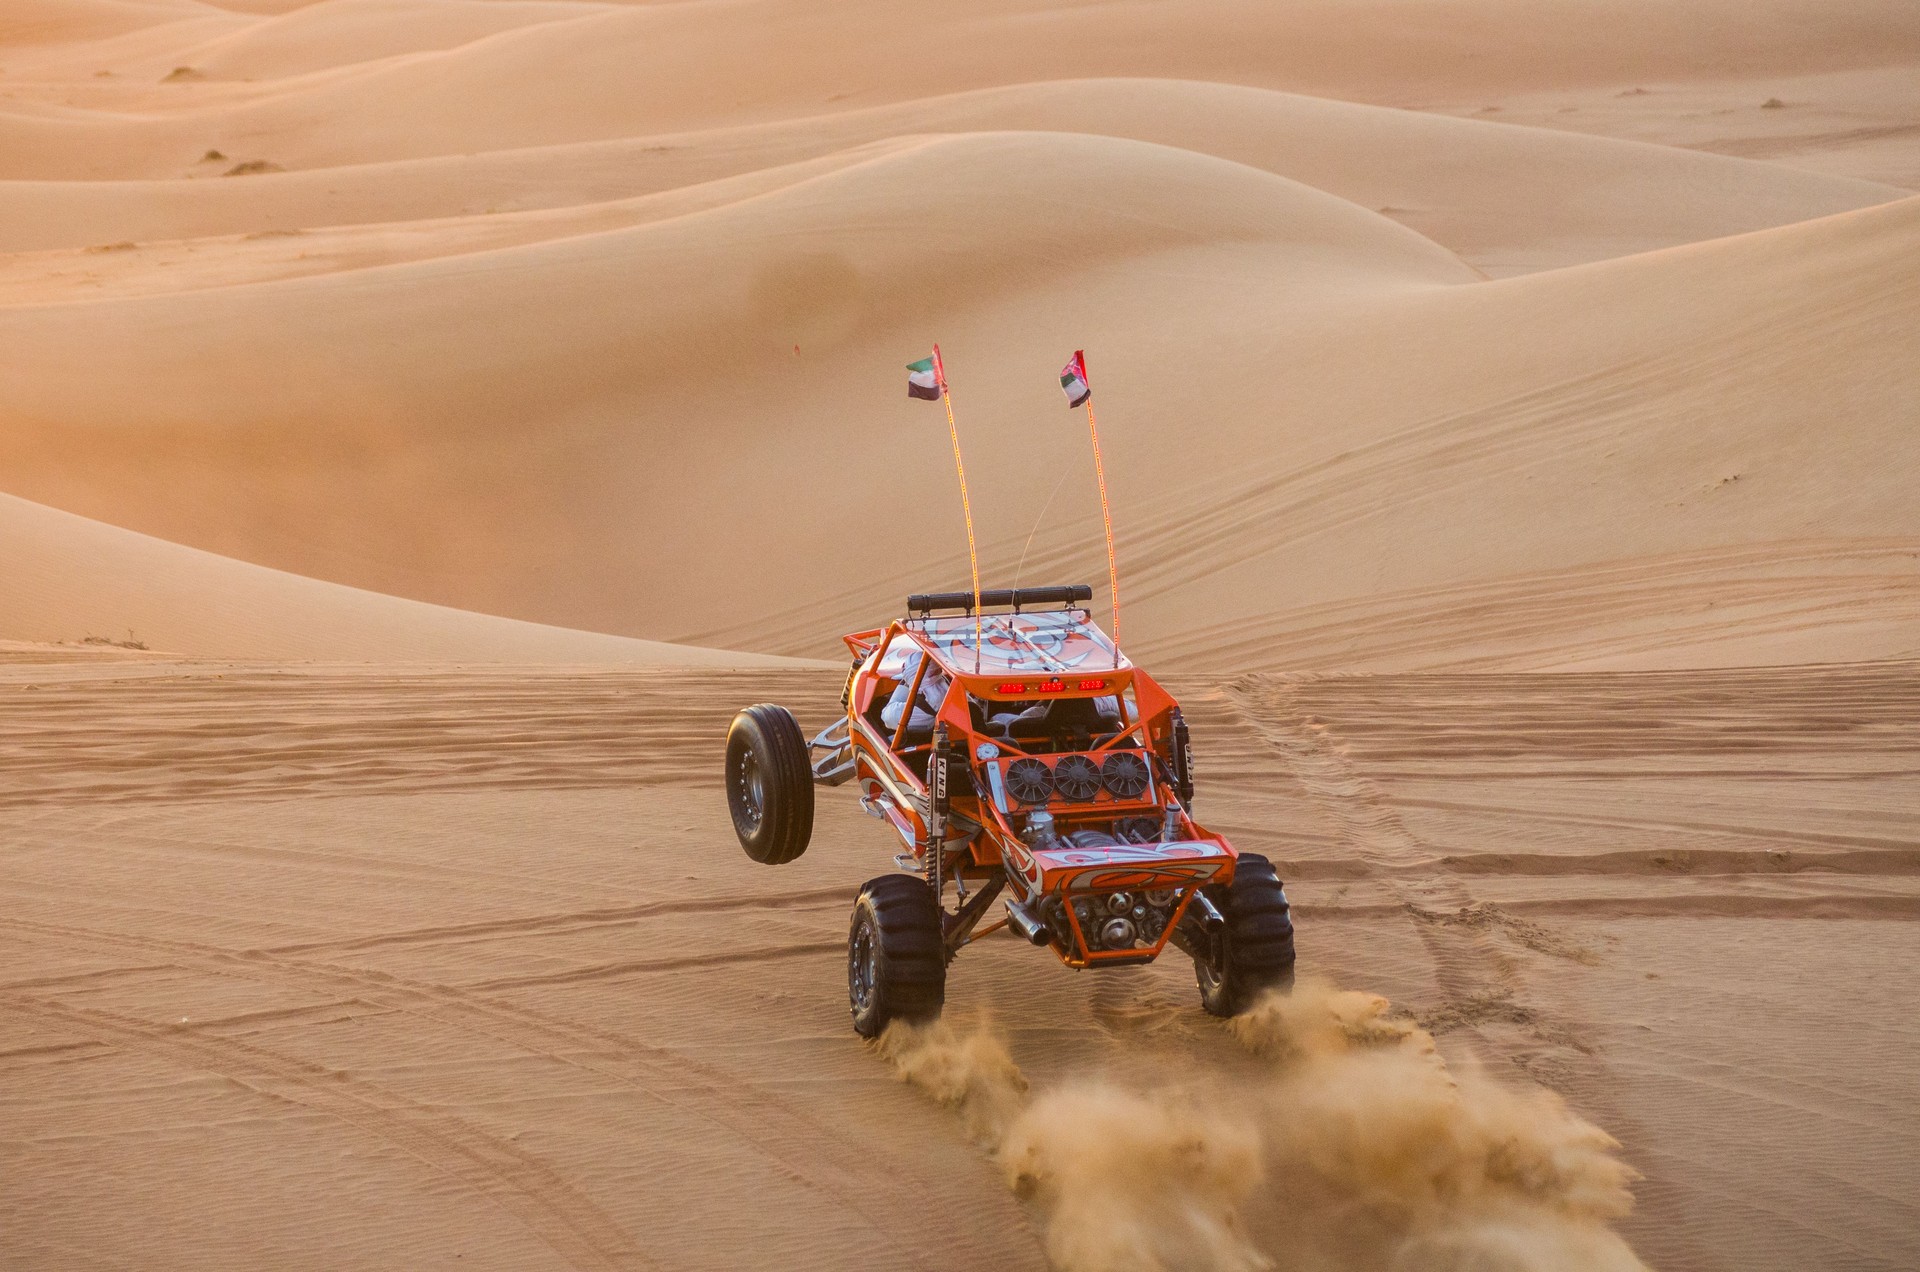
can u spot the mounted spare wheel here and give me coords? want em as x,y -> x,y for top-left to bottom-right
726,704 -> 814,864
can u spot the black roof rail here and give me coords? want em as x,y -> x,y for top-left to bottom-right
906,585 -> 1092,615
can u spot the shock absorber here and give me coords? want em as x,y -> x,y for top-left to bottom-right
1170,708 -> 1195,809
926,724 -> 949,903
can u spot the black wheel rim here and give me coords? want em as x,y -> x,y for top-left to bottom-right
733,745 -> 765,832
849,915 -> 877,1016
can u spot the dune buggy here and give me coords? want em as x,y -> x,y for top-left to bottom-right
724,585 -> 1294,1036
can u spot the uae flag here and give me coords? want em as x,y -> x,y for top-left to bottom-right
1060,350 -> 1090,408
907,355 -> 942,401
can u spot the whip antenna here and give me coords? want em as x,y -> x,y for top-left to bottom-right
1012,467 -> 1074,590
1060,350 -> 1120,668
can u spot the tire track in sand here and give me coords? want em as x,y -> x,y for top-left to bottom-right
261,884 -> 855,958
1210,674 -> 1731,1272
1206,677 -> 1583,1034
2,916 -> 997,1270
0,667 -> 843,809
0,993 -> 650,1272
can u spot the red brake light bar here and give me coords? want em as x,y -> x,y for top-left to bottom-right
992,678 -> 1112,695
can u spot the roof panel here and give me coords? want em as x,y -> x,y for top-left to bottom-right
894,611 -> 1131,678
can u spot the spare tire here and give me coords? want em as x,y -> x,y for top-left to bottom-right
725,704 -> 814,865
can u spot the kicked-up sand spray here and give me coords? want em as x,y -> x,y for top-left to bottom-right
879,979 -> 1649,1272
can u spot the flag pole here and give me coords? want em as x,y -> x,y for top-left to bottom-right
1075,353 -> 1121,669
932,344 -> 983,671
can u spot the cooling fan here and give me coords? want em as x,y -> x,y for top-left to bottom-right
1052,755 -> 1103,802
1100,752 -> 1150,799
1004,758 -> 1054,804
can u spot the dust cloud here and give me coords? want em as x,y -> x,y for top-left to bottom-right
1001,1084 -> 1271,1272
876,1017 -> 1029,1145
879,980 -> 1649,1272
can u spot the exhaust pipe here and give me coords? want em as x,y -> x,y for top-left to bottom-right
1189,890 -> 1226,934
1004,898 -> 1052,947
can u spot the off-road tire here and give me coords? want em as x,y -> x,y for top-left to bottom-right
848,874 -> 946,1038
725,704 -> 814,865
1196,852 -> 1295,1016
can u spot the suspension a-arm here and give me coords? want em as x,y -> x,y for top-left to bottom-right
942,869 -> 1007,960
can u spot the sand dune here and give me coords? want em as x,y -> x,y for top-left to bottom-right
0,492 -> 809,664
668,194 -> 1920,668
0,128 -> 1484,632
3,0 -> 1913,673
5,172 -> 1910,669
8,1 -> 1919,180
0,0 -> 211,48
1,6 -> 1911,684
172,0 -> 605,81
1,79 -> 1902,275
6,3 -> 1920,1270
1428,64 -> 1920,190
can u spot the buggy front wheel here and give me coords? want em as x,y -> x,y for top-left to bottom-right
848,874 -> 946,1038
1196,853 -> 1295,1016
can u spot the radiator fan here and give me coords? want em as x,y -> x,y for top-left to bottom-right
1100,752 -> 1151,800
1053,755 -> 1103,802
1004,758 -> 1054,804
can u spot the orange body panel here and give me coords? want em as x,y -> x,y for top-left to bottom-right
839,605 -> 1237,967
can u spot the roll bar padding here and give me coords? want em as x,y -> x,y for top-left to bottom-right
906,585 -> 1092,615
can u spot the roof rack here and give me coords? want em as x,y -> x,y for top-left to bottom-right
906,585 -> 1092,616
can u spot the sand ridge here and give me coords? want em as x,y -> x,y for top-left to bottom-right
0,494 -> 816,664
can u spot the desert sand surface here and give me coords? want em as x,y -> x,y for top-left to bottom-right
4,1 -> 1919,1270
5,649 -> 1917,1270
